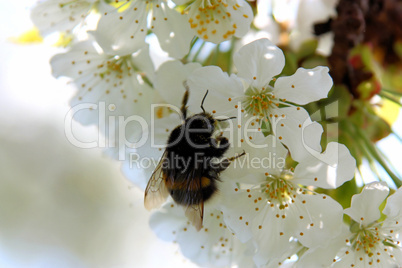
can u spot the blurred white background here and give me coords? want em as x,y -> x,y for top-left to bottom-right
0,1 -> 196,267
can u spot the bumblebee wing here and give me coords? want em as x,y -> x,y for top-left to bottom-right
184,169 -> 204,231
185,201 -> 204,231
144,151 -> 169,210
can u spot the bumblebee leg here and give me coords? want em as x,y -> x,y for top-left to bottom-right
208,136 -> 229,158
215,136 -> 229,147
226,150 -> 246,161
213,150 -> 246,173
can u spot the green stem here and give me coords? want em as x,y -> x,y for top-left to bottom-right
128,60 -> 153,88
190,36 -> 199,49
379,92 -> 402,106
211,43 -> 220,66
319,106 -> 327,147
183,36 -> 199,62
344,122 -> 382,181
192,40 -> 206,63
382,88 -> 402,98
367,159 -> 382,181
391,131 -> 402,143
227,37 -> 236,74
353,123 -> 402,187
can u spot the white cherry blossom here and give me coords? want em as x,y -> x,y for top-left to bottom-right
186,38 -> 333,162
334,182 -> 402,267
219,134 -> 355,267
297,182 -> 402,268
94,0 -> 194,58
51,40 -> 155,136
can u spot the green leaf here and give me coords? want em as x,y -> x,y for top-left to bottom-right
295,39 -> 318,60
300,55 -> 327,69
281,51 -> 298,76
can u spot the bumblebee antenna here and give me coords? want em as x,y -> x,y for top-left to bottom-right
217,116 -> 236,122
181,81 -> 190,119
200,90 -> 209,113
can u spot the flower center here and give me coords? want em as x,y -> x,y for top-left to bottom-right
242,86 -> 282,119
352,227 -> 382,257
99,56 -> 132,79
348,222 -> 399,261
262,170 -> 297,208
187,0 -> 237,40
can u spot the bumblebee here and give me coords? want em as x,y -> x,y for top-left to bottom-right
144,85 -> 244,231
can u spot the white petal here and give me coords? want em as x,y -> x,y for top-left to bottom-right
131,45 -> 156,83
51,40 -> 101,78
249,135 -> 288,176
72,80 -> 151,118
221,133 -> 288,181
297,224 -> 351,268
219,182 -> 263,242
186,66 -> 244,117
252,208 -> 298,266
150,203 -> 254,267
383,186 -> 402,219
274,106 -> 323,162
265,135 -> 289,170
151,4 -> 194,58
234,38 -> 285,88
155,60 -> 202,108
331,251 -> 360,268
390,246 -> 402,266
93,1 -> 147,56
227,0 -> 254,40
344,181 -> 390,225
221,181 -> 301,266
179,208 -> 254,267
149,202 -> 186,242
273,66 -> 333,105
293,142 -> 356,188
291,194 -> 343,248
30,0 -> 93,35
260,242 -> 302,268
121,114 -> 182,189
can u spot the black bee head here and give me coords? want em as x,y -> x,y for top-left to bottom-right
186,113 -> 215,135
